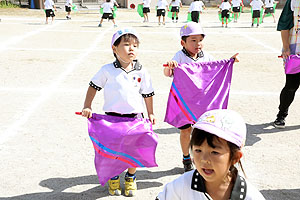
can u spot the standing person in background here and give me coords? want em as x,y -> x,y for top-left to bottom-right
262,0 -> 278,23
111,0 -> 119,7
274,0 -> 300,129
188,0 -> 205,23
65,0 -> 72,20
99,0 -> 117,27
141,0 -> 151,22
156,0 -> 169,25
232,0 -> 243,22
219,0 -> 231,28
250,0 -> 264,27
44,0 -> 56,24
169,0 -> 182,23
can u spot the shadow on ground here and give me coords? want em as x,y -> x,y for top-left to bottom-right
0,167 -> 182,200
261,188 -> 300,200
246,122 -> 300,146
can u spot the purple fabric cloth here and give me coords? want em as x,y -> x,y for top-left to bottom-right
164,59 -> 234,128
285,55 -> 300,74
88,113 -> 158,186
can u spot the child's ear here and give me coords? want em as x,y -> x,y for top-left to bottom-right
180,40 -> 186,47
112,45 -> 116,53
233,151 -> 243,165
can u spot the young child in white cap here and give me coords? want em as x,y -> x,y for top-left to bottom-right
81,28 -> 155,197
156,109 -> 266,200
164,22 -> 239,173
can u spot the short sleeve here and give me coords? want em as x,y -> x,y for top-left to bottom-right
90,66 -> 107,91
140,68 -> 154,98
277,0 -> 293,31
156,178 -> 183,200
172,51 -> 182,63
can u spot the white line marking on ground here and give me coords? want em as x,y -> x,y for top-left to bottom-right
0,27 -> 113,145
0,21 -> 64,53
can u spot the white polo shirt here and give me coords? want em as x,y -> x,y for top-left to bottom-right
219,1 -> 231,10
172,48 -> 214,64
157,0 -> 168,9
232,0 -> 242,7
90,60 -> 154,114
189,1 -> 205,12
264,0 -> 274,8
250,0 -> 264,10
101,2 -> 113,13
65,0 -> 72,7
170,0 -> 181,7
143,0 -> 151,8
44,0 -> 54,9
156,170 -> 266,200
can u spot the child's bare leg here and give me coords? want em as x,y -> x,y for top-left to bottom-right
172,12 -> 175,22
158,16 -> 161,24
222,18 -> 224,27
46,17 -> 48,24
272,13 -> 276,22
175,12 -> 178,22
163,16 -> 165,24
180,127 -> 192,156
226,18 -> 228,27
128,168 -> 136,174
112,19 -> 116,26
262,13 -> 266,22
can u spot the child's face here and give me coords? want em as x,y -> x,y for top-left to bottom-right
181,34 -> 204,57
192,137 -> 232,184
113,37 -> 138,63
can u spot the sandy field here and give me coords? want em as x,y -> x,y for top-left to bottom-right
0,6 -> 300,200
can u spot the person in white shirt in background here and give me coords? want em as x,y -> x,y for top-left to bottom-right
188,0 -> 205,23
169,0 -> 182,23
98,0 -> 117,27
250,0 -> 264,27
44,0 -> 56,24
140,0 -> 151,22
231,0 -> 243,22
111,0 -> 119,7
219,0 -> 231,28
262,0 -> 278,23
65,0 -> 72,20
156,0 -> 169,25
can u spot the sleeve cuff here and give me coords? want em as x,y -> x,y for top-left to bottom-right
89,81 -> 102,91
142,91 -> 155,98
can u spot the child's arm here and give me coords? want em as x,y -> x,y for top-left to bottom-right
281,30 -> 290,59
164,60 -> 178,77
144,96 -> 155,124
82,86 -> 97,118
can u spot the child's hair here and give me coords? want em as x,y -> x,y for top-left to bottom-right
190,128 -> 245,182
113,33 -> 140,58
224,0 -> 228,2
181,35 -> 205,42
106,0 -> 111,2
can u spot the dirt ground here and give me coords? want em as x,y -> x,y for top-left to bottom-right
0,6 -> 300,200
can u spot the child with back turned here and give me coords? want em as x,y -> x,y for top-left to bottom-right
82,28 -> 155,197
164,22 -> 238,173
157,109 -> 266,200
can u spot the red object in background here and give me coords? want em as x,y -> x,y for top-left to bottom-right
130,3 -> 135,9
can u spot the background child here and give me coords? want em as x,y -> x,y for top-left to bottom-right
156,109 -> 266,200
232,0 -> 243,22
188,0 -> 205,23
169,0 -> 182,23
44,0 -> 56,24
65,0 -> 72,20
156,0 -> 169,25
250,0 -> 264,27
99,0 -> 117,27
164,22 -> 238,173
219,0 -> 231,28
141,0 -> 151,22
82,28 -> 155,196
262,0 -> 278,23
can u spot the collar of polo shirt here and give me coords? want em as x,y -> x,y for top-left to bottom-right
191,170 -> 247,200
113,59 -> 142,72
182,48 -> 204,61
